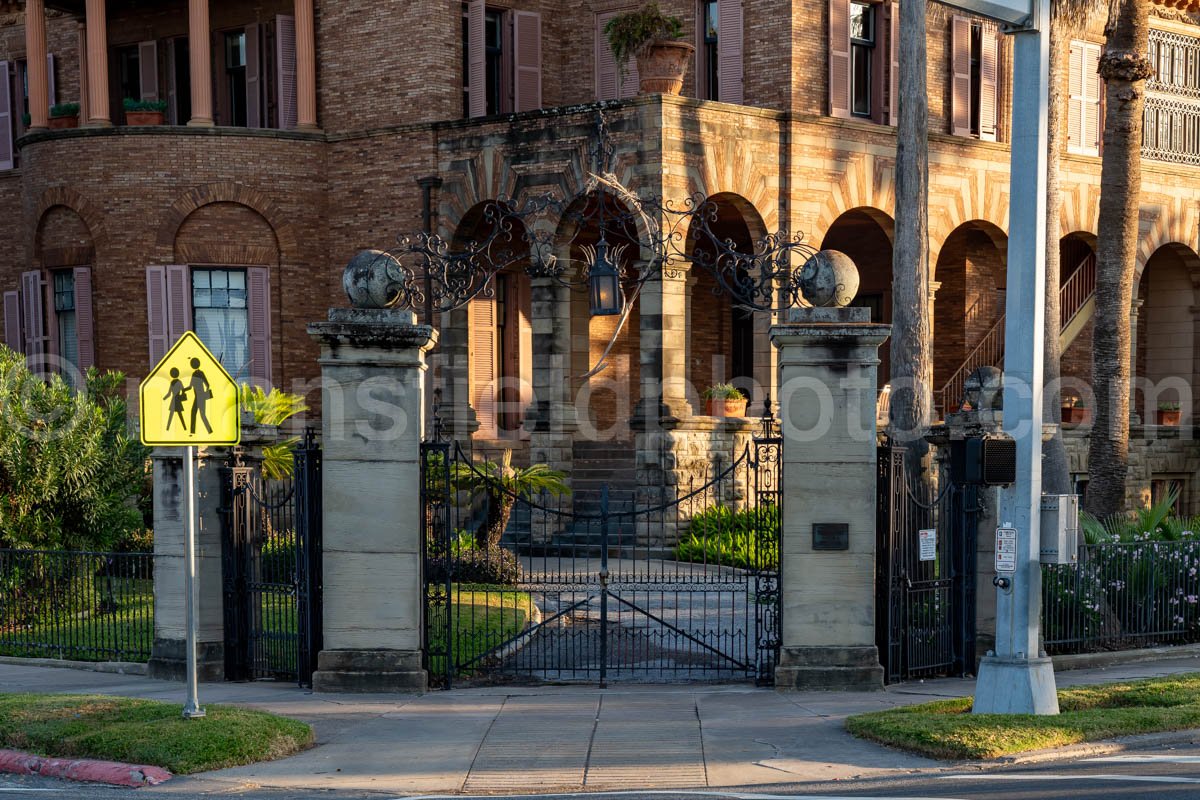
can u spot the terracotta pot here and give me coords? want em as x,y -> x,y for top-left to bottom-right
706,397 -> 748,417
1061,406 -> 1090,425
48,115 -> 78,130
126,110 -> 164,126
1156,409 -> 1182,426
634,40 -> 695,95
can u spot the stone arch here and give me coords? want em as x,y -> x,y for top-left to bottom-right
1135,242 -> 1200,424
685,142 -> 781,231
1057,182 -> 1101,238
928,167 -> 1009,265
157,182 -> 297,260
173,202 -> 282,266
34,205 -> 95,267
1137,199 -> 1200,277
816,153 -> 896,239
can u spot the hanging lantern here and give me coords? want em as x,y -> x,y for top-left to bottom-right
587,236 -> 623,316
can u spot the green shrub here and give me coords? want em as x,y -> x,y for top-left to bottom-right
0,348 -> 148,552
122,98 -> 168,113
49,103 -> 79,118
427,546 -> 523,586
604,2 -> 684,73
239,384 -> 309,479
675,503 -> 779,569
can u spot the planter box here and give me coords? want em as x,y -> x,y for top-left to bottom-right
706,398 -> 747,417
126,111 -> 164,126
1156,409 -> 1182,426
634,40 -> 695,95
48,115 -> 78,130
1061,407 -> 1090,425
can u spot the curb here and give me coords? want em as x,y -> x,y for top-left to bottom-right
978,729 -> 1200,767
1052,643 -> 1200,672
0,749 -> 172,787
0,656 -> 148,676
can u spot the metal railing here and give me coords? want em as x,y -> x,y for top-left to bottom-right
0,549 -> 154,663
1043,539 -> 1200,654
1143,93 -> 1200,167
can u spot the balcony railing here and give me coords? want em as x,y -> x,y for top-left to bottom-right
1143,28 -> 1200,167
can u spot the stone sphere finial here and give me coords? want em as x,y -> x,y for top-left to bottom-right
797,249 -> 860,308
343,249 -> 403,309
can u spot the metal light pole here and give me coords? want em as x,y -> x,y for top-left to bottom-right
973,0 -> 1059,715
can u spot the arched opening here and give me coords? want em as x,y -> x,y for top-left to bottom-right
685,193 -> 767,413
932,220 -> 1007,410
1136,243 -> 1200,424
32,206 -> 97,381
1057,232 -> 1098,405
454,202 -> 534,440
554,191 -> 642,441
822,207 -> 894,378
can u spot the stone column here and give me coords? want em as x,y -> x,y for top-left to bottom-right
771,306 -> 890,690
83,0 -> 110,126
24,0 -> 49,131
294,0 -> 318,130
1129,297 -> 1144,424
525,277 -> 576,510
188,0 -> 214,126
634,260 -> 692,485
307,308 -> 436,692
148,421 -> 277,681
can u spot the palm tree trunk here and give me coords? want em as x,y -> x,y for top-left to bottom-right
1042,18 -> 1071,496
890,0 -> 933,483
1085,0 -> 1154,517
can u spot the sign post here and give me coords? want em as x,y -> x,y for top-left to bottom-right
140,332 -> 240,720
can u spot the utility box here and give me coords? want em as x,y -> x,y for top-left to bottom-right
1039,494 -> 1079,565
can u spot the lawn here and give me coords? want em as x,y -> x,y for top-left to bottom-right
846,672 -> 1200,760
427,585 -> 535,679
0,694 -> 313,774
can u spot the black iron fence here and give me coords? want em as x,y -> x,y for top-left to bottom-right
0,549 -> 154,662
1043,538 -> 1200,654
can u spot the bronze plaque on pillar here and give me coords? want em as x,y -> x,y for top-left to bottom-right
812,523 -> 849,551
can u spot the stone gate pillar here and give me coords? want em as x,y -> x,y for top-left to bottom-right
771,305 -> 890,691
307,307 -> 437,692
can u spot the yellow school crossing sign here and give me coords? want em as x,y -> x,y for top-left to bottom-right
140,331 -> 240,446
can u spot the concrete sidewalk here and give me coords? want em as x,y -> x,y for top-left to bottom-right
1,657 -> 1198,794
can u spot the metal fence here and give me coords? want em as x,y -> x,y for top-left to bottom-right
1043,539 -> 1200,654
0,549 -> 154,662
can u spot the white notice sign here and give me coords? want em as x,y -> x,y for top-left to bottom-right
995,527 -> 1018,572
919,529 -> 937,562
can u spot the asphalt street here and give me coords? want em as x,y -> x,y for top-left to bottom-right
5,743 -> 1200,800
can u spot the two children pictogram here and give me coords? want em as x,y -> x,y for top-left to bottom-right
163,357 -> 214,435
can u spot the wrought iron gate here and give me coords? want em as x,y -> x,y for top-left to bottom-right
875,442 -> 979,684
222,430 -> 323,686
421,436 -> 781,688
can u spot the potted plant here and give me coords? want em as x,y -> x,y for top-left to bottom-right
123,98 -> 167,126
704,383 -> 748,417
604,2 -> 694,96
48,103 -> 79,129
1157,401 -> 1182,426
1061,395 -> 1089,425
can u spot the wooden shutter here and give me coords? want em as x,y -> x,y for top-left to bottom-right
21,271 -> 46,367
979,23 -> 999,141
247,267 -> 272,388
146,266 -> 169,364
828,0 -> 851,118
43,272 -> 58,361
245,24 -> 262,128
166,264 -> 192,344
3,290 -> 21,352
467,0 -> 486,117
74,267 -> 95,371
469,293 -> 498,436
596,13 -> 618,100
1083,41 -> 1102,154
889,2 -> 900,124
951,16 -> 972,136
47,53 -> 56,106
0,61 -> 13,171
167,40 -> 178,124
513,11 -> 542,112
139,40 -> 158,101
276,15 -> 298,129
717,0 -> 743,105
1067,40 -> 1085,154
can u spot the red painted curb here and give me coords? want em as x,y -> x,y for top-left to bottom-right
0,749 -> 172,787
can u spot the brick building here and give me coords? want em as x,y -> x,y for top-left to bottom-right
1,0 -> 1199,508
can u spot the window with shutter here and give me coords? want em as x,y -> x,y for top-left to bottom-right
717,0 -> 743,105
167,264 -> 192,343
1082,41 -> 1102,153
979,23 -> 999,141
0,60 -> 13,171
146,266 -> 169,364
1067,40 -> 1100,156
469,292 -> 499,436
3,290 -> 22,353
513,11 -> 542,112
245,24 -> 262,128
276,16 -> 298,129
467,0 -> 487,117
951,16 -> 972,136
828,0 -> 852,118
73,267 -> 95,372
889,2 -> 900,124
21,271 -> 47,371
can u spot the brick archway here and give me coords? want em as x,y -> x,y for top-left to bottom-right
33,187 -> 108,253
156,182 -> 297,260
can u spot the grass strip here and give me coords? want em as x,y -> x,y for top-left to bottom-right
427,585 -> 535,678
846,672 -> 1200,760
0,694 -> 313,774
